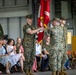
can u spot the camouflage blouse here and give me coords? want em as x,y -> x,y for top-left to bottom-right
49,25 -> 64,47
23,23 -> 36,48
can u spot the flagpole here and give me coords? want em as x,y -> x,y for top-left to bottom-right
37,0 -> 51,70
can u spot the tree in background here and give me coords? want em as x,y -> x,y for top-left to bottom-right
0,24 -> 4,39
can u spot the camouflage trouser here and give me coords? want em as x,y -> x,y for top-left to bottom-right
49,43 -> 65,72
24,47 -> 35,71
61,47 -> 68,67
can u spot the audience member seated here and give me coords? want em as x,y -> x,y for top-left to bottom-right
0,39 -> 11,74
63,51 -> 71,70
67,51 -> 74,69
35,40 -> 49,71
15,38 -> 25,61
32,57 -> 37,72
41,33 -> 50,71
64,59 -> 71,70
72,51 -> 76,69
6,38 -> 24,73
2,35 -> 8,54
41,48 -> 49,71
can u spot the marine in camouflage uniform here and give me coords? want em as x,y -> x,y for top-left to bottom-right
42,30 -> 50,70
22,14 -> 43,75
42,29 -> 50,52
48,18 -> 64,75
23,23 -> 35,73
42,39 -> 50,52
60,17 -> 68,75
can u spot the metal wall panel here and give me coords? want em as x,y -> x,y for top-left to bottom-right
4,0 -> 15,6
0,17 -> 27,41
0,0 -> 3,6
21,17 -> 26,38
8,17 -> 20,41
16,0 -> 27,6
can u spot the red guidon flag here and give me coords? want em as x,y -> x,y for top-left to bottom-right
44,0 -> 51,28
37,0 -> 51,43
37,0 -> 45,43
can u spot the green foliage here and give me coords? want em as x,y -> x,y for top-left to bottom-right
0,24 -> 4,39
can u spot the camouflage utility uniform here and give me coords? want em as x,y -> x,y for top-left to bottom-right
42,29 -> 50,52
49,25 -> 64,72
42,40 -> 50,52
22,23 -> 35,71
61,26 -> 68,68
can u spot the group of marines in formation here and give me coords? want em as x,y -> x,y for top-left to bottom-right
22,14 -> 67,75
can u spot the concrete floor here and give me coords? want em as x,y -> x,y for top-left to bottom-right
2,70 -> 76,75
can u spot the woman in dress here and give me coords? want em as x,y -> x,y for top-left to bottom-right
6,38 -> 24,73
15,38 -> 25,61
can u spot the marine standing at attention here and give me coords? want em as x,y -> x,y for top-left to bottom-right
22,14 -> 44,75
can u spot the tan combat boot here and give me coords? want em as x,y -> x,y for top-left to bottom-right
29,70 -> 34,75
26,70 -> 30,75
52,71 -> 56,75
61,68 -> 67,75
59,71 -> 63,75
56,71 -> 60,75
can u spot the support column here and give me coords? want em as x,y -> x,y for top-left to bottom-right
29,0 -> 32,14
61,1 -> 72,19
50,0 -> 55,20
